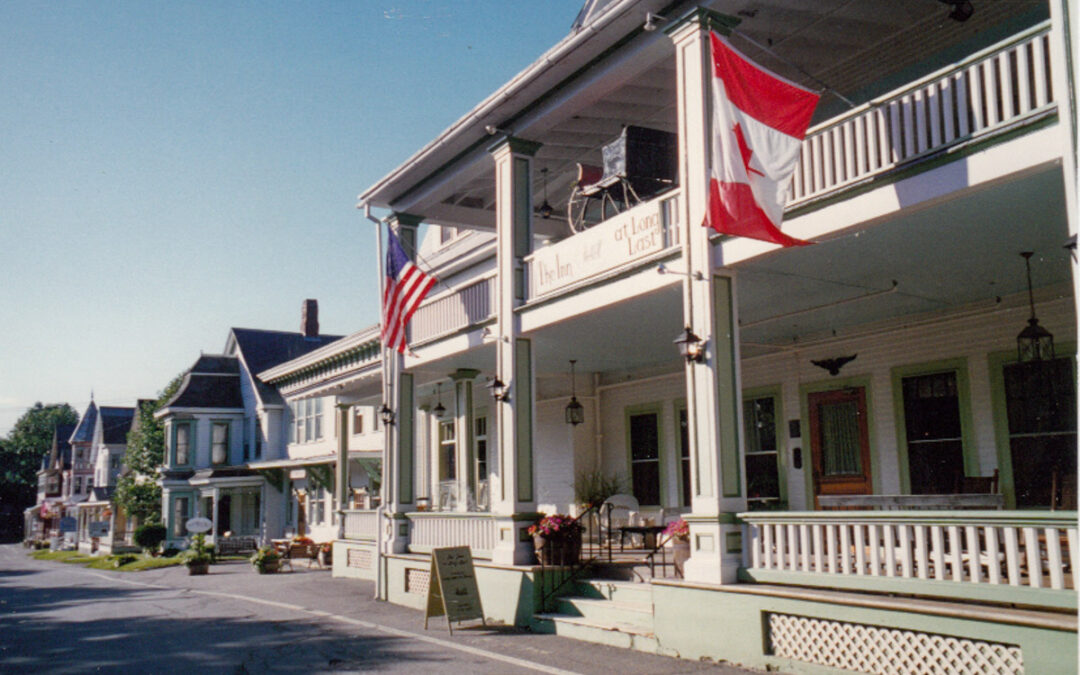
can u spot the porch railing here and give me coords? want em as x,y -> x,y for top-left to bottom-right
410,276 -> 494,345
741,510 -> 1077,609
789,22 -> 1054,208
341,509 -> 379,541
408,512 -> 498,557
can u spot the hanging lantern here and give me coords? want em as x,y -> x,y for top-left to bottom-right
565,359 -> 585,426
433,382 -> 446,418
1017,252 -> 1055,363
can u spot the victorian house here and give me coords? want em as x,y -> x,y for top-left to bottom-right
156,301 -> 341,549
75,403 -> 137,554
25,423 -> 76,543
325,0 -> 1077,671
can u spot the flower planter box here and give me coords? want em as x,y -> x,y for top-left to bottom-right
187,561 -> 210,576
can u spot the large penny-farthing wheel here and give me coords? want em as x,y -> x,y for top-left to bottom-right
566,176 -> 640,233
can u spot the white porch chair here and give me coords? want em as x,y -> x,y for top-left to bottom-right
600,494 -> 639,546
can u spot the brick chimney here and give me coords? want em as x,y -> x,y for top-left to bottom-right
302,299 -> 319,338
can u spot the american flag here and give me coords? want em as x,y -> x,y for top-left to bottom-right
382,226 -> 436,354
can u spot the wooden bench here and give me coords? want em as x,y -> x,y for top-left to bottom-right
216,536 -> 258,556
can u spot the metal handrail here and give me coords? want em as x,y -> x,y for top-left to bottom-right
536,502 -> 606,612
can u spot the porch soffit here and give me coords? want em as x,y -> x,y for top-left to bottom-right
363,0 -> 1044,239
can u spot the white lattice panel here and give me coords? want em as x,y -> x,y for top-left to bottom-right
406,568 -> 430,596
769,613 -> 1024,674
347,548 -> 372,569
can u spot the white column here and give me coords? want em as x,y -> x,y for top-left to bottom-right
669,8 -> 747,585
452,369 -> 479,511
490,136 -> 541,565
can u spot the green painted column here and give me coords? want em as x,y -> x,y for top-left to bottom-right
489,135 -> 542,565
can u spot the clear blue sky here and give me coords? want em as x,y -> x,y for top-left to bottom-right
0,0 -> 585,435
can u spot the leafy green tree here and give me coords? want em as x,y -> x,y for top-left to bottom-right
114,375 -> 182,525
0,403 -> 79,540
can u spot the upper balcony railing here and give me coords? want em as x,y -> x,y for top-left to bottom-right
789,22 -> 1054,208
410,275 -> 495,345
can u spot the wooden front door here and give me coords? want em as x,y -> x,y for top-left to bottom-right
809,387 -> 872,505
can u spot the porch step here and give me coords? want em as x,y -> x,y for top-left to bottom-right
533,613 -> 660,654
534,578 -> 658,653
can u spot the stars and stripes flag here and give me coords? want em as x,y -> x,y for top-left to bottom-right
705,31 -> 820,247
382,226 -> 436,354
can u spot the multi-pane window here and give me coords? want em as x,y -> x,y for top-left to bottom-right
288,403 -> 297,444
629,412 -> 660,506
902,372 -> 964,494
353,407 -> 364,435
1004,358 -> 1077,507
174,422 -> 191,465
75,477 -> 82,493
474,417 -> 488,483
211,422 -> 229,465
439,421 -> 456,481
743,396 -> 780,509
290,399 -> 325,444
309,486 -> 327,525
679,408 -> 691,507
172,496 -> 189,538
314,398 -> 323,440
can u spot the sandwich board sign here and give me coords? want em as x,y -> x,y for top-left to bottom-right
59,517 -> 77,533
424,546 -> 485,634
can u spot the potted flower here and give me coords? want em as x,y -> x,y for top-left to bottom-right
182,533 -> 212,575
528,513 -> 583,566
317,542 -> 332,567
663,519 -> 690,577
250,546 -> 281,574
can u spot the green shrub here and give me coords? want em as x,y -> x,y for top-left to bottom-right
113,554 -> 139,568
133,524 -> 167,554
162,547 -> 181,558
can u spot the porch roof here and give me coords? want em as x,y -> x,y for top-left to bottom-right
246,451 -> 380,471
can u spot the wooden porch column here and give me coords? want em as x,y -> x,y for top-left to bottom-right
668,8 -> 747,585
490,135 -> 542,565
381,213 -> 421,555
335,402 -> 350,538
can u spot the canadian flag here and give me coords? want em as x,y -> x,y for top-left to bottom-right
705,32 -> 820,247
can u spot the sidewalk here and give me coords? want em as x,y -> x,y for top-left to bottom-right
116,557 -> 759,674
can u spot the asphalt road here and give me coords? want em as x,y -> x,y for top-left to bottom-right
0,545 -> 759,674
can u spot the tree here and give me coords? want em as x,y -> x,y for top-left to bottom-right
113,374 -> 183,525
0,403 -> 79,541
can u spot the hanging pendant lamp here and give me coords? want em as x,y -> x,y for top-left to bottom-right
1017,251 -> 1055,363
565,359 -> 585,425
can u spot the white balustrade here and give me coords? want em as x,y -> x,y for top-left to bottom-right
408,513 -> 498,556
789,23 -> 1054,208
742,511 -> 1077,596
410,276 -> 494,344
341,509 -> 378,541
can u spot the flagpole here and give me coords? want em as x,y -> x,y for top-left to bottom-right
730,29 -> 855,109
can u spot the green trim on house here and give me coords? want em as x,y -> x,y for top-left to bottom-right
398,373 -> 415,505
987,341 -> 1077,509
799,375 -> 879,503
623,401 -> 667,507
738,567 -> 1078,611
673,398 -> 688,507
514,338 -> 534,502
742,385 -> 787,506
890,358 -> 977,494
713,275 -> 741,498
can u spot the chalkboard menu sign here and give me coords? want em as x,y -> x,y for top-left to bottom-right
424,546 -> 485,634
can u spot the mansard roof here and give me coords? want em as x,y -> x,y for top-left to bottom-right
160,355 -> 245,411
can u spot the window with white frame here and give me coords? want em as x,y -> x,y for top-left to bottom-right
211,422 -> 229,465
173,421 -> 192,466
172,496 -> 190,538
353,407 -> 364,435
75,477 -> 82,494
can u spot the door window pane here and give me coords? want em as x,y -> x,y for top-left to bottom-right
819,400 -> 861,476
679,408 -> 690,507
743,396 -> 780,508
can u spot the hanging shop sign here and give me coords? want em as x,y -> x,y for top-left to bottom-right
185,517 -> 213,534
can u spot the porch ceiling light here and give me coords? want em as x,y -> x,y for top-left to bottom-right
938,0 -> 973,22
643,12 -> 666,32
539,168 -> 553,220
674,326 -> 706,363
1017,251 -> 1055,363
487,377 -> 510,403
379,403 -> 395,426
433,383 -> 446,418
565,359 -> 584,426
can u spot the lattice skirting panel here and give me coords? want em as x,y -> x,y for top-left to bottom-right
405,568 -> 430,596
347,548 -> 372,569
767,613 -> 1024,674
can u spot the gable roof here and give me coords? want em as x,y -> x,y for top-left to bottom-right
98,407 -> 135,445
69,401 -> 98,444
159,355 -> 245,411
229,328 -> 343,406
